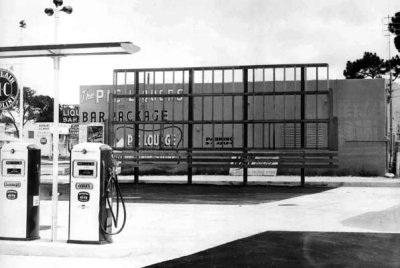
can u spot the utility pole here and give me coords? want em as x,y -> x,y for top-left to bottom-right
387,11 -> 400,174
384,15 -> 394,173
388,15 -> 394,174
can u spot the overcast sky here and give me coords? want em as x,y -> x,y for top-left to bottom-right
0,0 -> 399,104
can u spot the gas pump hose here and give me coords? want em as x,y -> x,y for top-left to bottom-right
100,168 -> 127,235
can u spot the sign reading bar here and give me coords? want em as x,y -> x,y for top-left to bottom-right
60,105 -> 79,123
0,69 -> 19,110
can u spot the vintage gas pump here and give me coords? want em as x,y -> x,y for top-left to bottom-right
68,142 -> 126,244
0,142 -> 41,240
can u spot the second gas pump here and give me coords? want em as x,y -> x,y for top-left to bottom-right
68,143 -> 126,244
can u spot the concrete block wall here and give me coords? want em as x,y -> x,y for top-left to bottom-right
332,79 -> 387,176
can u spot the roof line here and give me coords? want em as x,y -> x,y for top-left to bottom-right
0,42 -> 140,58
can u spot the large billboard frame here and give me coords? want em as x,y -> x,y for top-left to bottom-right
109,64 -> 338,185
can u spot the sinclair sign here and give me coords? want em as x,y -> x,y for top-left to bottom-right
0,69 -> 19,110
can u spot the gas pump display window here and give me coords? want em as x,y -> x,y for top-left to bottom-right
78,162 -> 95,166
73,160 -> 97,178
6,161 -> 22,165
7,168 -> 22,175
2,160 -> 25,177
79,169 -> 94,176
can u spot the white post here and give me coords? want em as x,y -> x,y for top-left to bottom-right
18,77 -> 23,140
19,26 -> 24,140
51,10 -> 60,242
54,11 -> 59,44
397,150 -> 400,176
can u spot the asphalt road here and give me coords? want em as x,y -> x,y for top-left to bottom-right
147,231 -> 400,268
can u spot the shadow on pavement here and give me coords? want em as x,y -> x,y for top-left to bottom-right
146,231 -> 400,268
40,183 -> 334,205
342,204 -> 400,232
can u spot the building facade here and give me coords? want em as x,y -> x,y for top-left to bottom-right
79,79 -> 387,176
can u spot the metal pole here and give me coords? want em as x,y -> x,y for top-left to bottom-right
388,28 -> 394,173
300,67 -> 306,186
18,75 -> 24,139
51,10 -> 60,242
188,70 -> 194,184
54,10 -> 59,44
389,71 -> 393,172
242,68 -> 248,186
19,26 -> 24,140
134,71 -> 139,184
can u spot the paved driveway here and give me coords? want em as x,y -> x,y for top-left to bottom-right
0,186 -> 399,267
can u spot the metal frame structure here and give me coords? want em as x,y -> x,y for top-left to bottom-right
109,64 -> 338,186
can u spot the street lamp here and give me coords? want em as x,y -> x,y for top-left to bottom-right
44,0 -> 73,242
45,0 -> 73,43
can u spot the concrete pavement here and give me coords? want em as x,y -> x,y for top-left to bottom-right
0,186 -> 399,267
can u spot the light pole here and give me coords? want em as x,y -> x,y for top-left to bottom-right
44,0 -> 73,241
18,20 -> 26,140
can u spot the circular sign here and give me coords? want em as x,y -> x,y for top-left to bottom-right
0,69 -> 19,110
40,137 -> 47,145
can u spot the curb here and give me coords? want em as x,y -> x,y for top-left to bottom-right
0,240 -> 138,259
39,179 -> 400,188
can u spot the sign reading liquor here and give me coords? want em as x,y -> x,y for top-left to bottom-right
60,105 -> 79,123
0,69 -> 19,110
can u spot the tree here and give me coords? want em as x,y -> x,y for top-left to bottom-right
343,52 -> 385,79
31,95 -> 54,122
0,87 -> 54,137
388,11 -> 400,52
383,55 -> 400,81
343,52 -> 400,83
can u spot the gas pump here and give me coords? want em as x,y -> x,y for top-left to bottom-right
68,142 -> 126,244
0,142 -> 41,240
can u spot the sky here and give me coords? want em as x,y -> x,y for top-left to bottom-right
0,0 -> 399,104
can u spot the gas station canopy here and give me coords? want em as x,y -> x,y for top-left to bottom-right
0,41 -> 140,58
